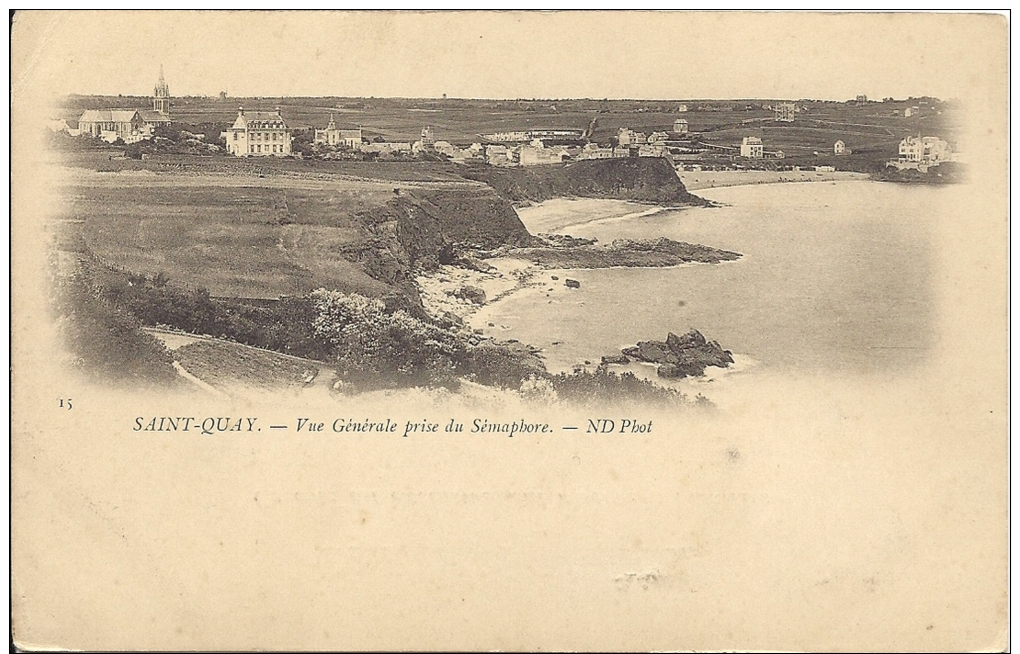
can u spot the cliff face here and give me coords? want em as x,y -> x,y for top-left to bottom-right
459,157 -> 709,206
350,186 -> 535,302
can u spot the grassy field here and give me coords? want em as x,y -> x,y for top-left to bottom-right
58,163 -> 437,299
60,95 -> 962,149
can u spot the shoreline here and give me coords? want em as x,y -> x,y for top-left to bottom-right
679,169 -> 869,191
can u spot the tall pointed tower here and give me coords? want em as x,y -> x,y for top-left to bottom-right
152,65 -> 170,116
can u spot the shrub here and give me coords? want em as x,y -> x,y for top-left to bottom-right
549,367 -> 689,406
309,288 -> 465,389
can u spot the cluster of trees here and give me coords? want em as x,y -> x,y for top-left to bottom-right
123,124 -> 224,158
51,268 -> 181,388
81,261 -> 333,361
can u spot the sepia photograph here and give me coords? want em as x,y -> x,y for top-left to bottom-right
10,10 -> 1009,651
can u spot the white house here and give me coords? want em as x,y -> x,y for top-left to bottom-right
834,140 -> 846,155
740,136 -> 763,158
673,118 -> 689,135
223,107 -> 292,157
898,136 -> 951,165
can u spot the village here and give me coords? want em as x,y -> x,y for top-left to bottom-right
48,68 -> 963,177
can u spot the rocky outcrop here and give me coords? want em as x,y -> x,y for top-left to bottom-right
450,285 -> 487,305
460,157 -> 710,206
507,236 -> 741,269
619,329 -> 734,378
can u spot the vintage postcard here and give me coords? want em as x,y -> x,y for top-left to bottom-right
10,10 -> 1009,651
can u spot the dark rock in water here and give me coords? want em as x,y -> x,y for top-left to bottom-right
625,329 -> 733,377
452,285 -> 487,305
625,340 -> 676,364
657,363 -> 683,378
666,330 -> 706,352
551,275 -> 559,280
601,354 -> 630,364
565,278 -> 581,288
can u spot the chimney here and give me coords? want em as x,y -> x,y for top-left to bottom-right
238,106 -> 244,116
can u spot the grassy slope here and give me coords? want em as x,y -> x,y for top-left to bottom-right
57,154 -> 534,300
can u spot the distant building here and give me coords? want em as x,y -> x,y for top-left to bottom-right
856,94 -> 868,105
578,143 -> 615,160
484,144 -> 514,166
834,140 -> 846,155
481,128 -> 582,143
898,136 -> 951,165
482,130 -> 531,143
617,128 -> 647,146
314,114 -> 362,149
637,143 -> 666,158
519,139 -> 570,165
648,131 -> 670,144
77,109 -> 147,143
677,104 -> 689,112
673,118 -> 689,135
904,107 -> 913,117
775,102 -> 796,122
361,141 -> 412,155
224,107 -> 292,156
740,136 -> 764,158
421,126 -> 435,146
77,67 -> 170,142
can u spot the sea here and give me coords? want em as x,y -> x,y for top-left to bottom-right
470,180 -> 955,399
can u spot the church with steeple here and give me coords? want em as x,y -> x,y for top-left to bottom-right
77,66 -> 172,142
140,65 -> 172,128
313,114 -> 363,149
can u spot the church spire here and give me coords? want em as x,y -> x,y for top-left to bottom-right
152,65 -> 170,116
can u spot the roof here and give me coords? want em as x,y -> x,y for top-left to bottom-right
139,110 -> 171,122
232,110 -> 289,129
79,109 -> 142,123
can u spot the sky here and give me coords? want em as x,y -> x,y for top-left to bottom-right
11,11 -> 1008,102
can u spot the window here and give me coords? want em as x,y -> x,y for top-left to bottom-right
272,133 -> 277,140
233,132 -> 238,140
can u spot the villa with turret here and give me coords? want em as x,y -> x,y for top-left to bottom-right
223,107 -> 293,156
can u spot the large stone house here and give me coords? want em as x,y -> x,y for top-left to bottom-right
898,136 -> 951,165
223,107 -> 293,157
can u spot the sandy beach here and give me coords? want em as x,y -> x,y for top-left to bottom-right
679,168 -> 869,190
